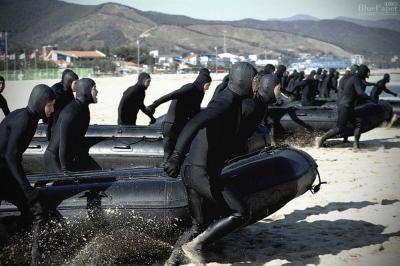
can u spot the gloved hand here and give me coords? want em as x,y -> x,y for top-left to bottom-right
149,117 -> 156,125
164,151 -> 182,178
146,103 -> 157,115
394,93 -> 398,97
275,98 -> 284,106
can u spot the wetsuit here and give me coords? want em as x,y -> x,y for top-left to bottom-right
117,73 -> 155,125
47,69 -> 78,140
239,73 -> 280,149
211,74 -> 229,100
318,70 -> 327,96
164,63 -> 257,261
320,69 -> 335,98
44,78 -> 95,173
370,74 -> 396,103
318,65 -> 371,148
0,94 -> 9,116
0,84 -> 55,220
0,76 -> 10,116
292,70 -> 317,106
147,71 -> 211,164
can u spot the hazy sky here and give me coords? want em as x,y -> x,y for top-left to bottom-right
63,0 -> 399,20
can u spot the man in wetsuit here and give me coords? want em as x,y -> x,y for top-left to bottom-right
292,70 -> 318,106
44,78 -> 98,173
47,69 -> 79,140
370,74 -> 397,103
316,65 -> 372,149
0,84 -> 55,221
337,65 -> 359,103
117,72 -> 155,125
211,74 -> 229,100
320,68 -> 336,98
164,62 -> 258,265
0,76 -> 10,116
146,69 -> 212,165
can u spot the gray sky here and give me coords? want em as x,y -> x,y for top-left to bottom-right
62,0 -> 400,20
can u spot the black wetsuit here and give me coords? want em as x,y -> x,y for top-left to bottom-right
117,73 -> 155,125
44,78 -> 95,173
318,70 -> 327,96
0,84 -> 55,220
0,94 -> 10,116
47,69 -> 78,140
370,77 -> 396,103
291,72 -> 305,101
239,73 -> 280,147
211,74 -> 229,100
337,72 -> 352,103
319,65 -> 371,147
293,71 -> 317,106
165,62 -> 257,251
320,70 -> 335,98
149,72 -> 211,163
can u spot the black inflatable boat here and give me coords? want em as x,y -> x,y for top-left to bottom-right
1,146 -> 318,264
24,124 -> 164,174
23,124 -> 271,174
267,99 -> 393,136
4,147 -> 318,230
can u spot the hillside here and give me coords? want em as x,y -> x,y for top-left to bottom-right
0,0 -> 399,59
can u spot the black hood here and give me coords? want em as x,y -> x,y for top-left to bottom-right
228,62 -> 257,97
61,69 -> 79,92
328,68 -> 336,76
257,74 -> 280,103
275,65 -> 287,79
383,73 -> 390,83
199,68 -> 211,75
222,74 -> 229,83
27,84 -> 55,119
193,71 -> 212,90
75,78 -> 96,104
357,65 -> 370,80
137,72 -> 151,88
307,70 -> 316,79
298,71 -> 305,80
316,68 -> 322,75
350,64 -> 359,75
264,64 -> 276,74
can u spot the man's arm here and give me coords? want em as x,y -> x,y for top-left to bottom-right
58,115 -> 74,172
165,97 -> 231,177
354,79 -> 371,100
151,85 -> 193,108
5,118 -> 31,190
382,86 -> 398,97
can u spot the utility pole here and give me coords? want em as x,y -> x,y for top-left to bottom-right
4,31 -> 8,80
137,39 -> 140,73
223,30 -> 227,54
214,46 -> 218,73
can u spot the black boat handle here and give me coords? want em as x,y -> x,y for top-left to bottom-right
113,145 -> 131,150
28,145 -> 41,149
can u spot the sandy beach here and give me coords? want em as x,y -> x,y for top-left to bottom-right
1,73 -> 400,265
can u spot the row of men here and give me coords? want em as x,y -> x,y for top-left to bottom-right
0,62 -> 281,264
0,61 -> 391,264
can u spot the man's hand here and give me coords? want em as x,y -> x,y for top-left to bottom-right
149,117 -> 156,125
146,104 -> 157,115
164,151 -> 182,178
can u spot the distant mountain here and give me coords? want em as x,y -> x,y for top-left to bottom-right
1,0 -> 399,59
279,14 -> 320,21
335,16 -> 400,32
229,19 -> 400,57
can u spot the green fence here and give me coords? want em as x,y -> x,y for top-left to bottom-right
0,68 -> 94,81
